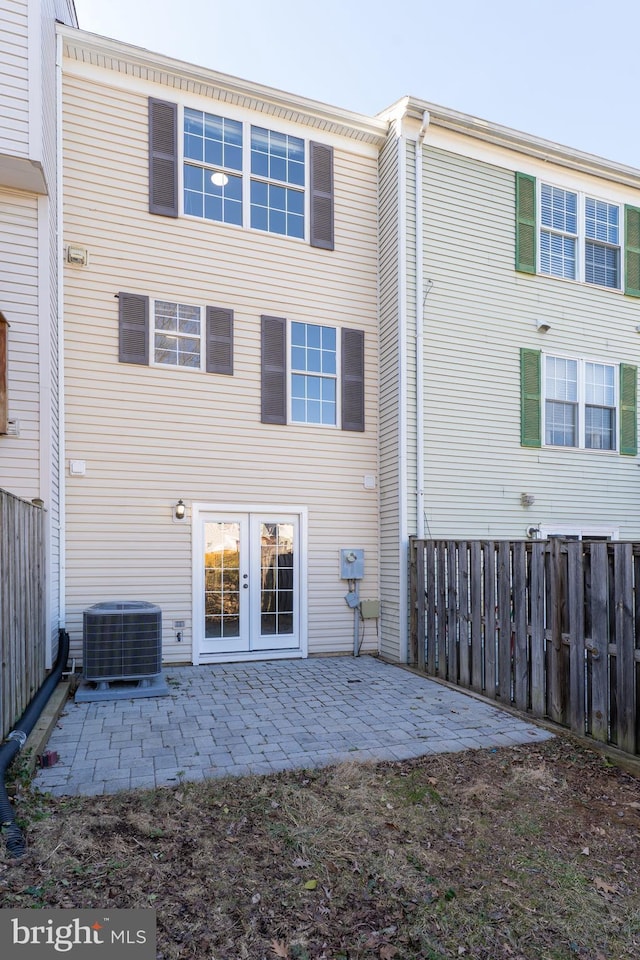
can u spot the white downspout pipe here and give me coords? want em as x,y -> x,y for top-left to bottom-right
55,31 -> 66,630
415,111 -> 430,540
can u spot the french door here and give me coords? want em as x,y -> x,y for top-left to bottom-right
195,510 -> 302,661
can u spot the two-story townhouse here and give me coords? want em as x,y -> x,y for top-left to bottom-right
0,0 -> 77,666
378,98 -> 640,662
58,27 -> 386,666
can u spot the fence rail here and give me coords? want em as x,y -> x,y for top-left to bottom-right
0,489 -> 46,740
410,538 -> 640,757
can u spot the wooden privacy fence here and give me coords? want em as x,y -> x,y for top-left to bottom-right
410,538 -> 640,757
0,489 -> 47,740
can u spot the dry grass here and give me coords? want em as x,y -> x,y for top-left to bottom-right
0,737 -> 639,960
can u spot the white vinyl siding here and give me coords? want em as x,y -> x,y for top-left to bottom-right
0,190 -> 40,496
0,0 -> 30,157
62,67 -> 380,665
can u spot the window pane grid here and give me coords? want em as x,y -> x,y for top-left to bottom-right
539,184 -> 621,288
291,321 -> 337,426
204,522 -> 241,639
183,113 -> 306,238
260,522 -> 294,636
154,302 -> 201,369
544,356 -> 616,450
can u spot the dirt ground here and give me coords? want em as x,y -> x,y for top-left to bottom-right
0,736 -> 638,960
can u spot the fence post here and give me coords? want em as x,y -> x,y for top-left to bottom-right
416,539 -> 426,673
409,538 -> 417,666
613,543 -> 636,755
589,541 -> 609,744
567,540 -> 586,736
547,537 -> 568,724
530,540 -> 546,718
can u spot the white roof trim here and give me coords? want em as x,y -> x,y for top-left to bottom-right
58,26 -> 388,147
380,96 -> 640,190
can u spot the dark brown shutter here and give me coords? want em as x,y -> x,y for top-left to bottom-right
206,307 -> 234,375
341,328 -> 364,432
149,98 -> 178,217
309,142 -> 334,250
261,315 -> 286,424
119,293 -> 149,365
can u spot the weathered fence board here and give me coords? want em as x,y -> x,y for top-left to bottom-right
0,489 -> 47,740
411,537 -> 639,759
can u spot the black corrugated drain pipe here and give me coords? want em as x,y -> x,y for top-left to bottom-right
0,628 -> 69,857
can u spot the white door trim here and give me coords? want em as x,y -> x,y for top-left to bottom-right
191,503 -> 308,664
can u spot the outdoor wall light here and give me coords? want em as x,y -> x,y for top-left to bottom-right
536,319 -> 551,333
174,499 -> 186,521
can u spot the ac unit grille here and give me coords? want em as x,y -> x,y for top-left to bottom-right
83,601 -> 162,682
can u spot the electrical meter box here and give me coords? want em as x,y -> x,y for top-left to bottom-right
340,548 -> 365,580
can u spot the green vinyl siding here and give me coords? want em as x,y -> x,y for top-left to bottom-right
619,363 -> 638,456
515,172 -> 536,274
520,348 -> 541,447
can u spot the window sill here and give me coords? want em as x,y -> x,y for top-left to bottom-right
530,271 -> 624,295
181,211 -> 308,245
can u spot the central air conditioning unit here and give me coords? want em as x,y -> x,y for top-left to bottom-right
76,600 -> 169,702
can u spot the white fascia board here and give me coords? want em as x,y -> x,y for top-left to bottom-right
381,96 -> 640,193
58,25 -> 388,151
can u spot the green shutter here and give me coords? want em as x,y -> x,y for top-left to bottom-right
520,348 -> 541,447
515,172 -> 536,274
619,363 -> 637,456
624,205 -> 640,297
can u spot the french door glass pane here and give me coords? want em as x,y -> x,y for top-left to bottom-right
260,522 -> 294,635
204,522 -> 241,638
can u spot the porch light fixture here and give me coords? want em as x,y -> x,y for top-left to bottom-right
174,499 -> 186,521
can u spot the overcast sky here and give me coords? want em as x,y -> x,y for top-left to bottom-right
73,0 -> 640,169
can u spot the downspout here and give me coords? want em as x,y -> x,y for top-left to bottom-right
55,30 -> 66,633
0,629 -> 70,857
415,111 -> 430,539
398,131 -> 409,662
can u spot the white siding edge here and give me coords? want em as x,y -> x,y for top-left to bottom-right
397,133 -> 409,663
27,0 -> 43,163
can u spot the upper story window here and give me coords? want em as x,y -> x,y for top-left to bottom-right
153,300 -> 202,369
520,347 -> 638,455
515,172 -> 640,296
183,109 -> 243,226
544,356 -> 616,449
290,321 -> 337,425
250,127 -> 305,238
118,292 -> 233,376
539,184 -> 620,288
261,316 -> 364,431
149,98 -> 334,250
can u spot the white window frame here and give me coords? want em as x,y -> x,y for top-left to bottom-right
539,525 -> 618,541
538,181 -> 622,290
180,105 -> 308,242
150,298 -> 204,372
287,319 -> 341,428
542,353 -> 618,452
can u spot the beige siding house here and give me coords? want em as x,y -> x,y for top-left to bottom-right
60,28 -> 386,665
378,99 -> 640,662
0,0 -> 77,664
